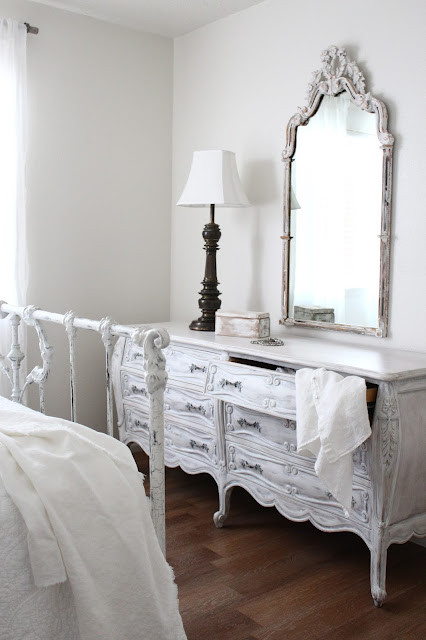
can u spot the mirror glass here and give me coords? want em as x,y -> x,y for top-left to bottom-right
288,92 -> 383,329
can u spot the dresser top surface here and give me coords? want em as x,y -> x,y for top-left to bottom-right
152,323 -> 426,382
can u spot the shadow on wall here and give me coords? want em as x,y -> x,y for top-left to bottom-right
243,158 -> 280,311
25,322 -> 108,432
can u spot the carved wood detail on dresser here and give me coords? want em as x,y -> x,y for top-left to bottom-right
112,323 -> 426,606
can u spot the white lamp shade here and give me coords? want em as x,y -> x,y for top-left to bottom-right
177,150 -> 250,207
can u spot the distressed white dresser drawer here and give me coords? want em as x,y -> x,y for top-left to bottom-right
206,361 -> 296,418
164,345 -> 213,389
121,371 -> 149,404
122,340 -> 212,389
123,403 -> 150,438
226,441 -> 370,525
225,403 -> 297,451
225,402 -> 370,480
165,420 -> 218,467
121,403 -> 218,468
165,386 -> 214,429
352,441 -> 370,479
227,441 -> 301,491
122,339 -> 146,369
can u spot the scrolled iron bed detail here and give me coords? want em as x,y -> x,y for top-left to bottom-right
0,301 -> 168,550
0,302 -> 186,640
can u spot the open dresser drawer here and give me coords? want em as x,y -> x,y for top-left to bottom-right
205,360 -> 296,418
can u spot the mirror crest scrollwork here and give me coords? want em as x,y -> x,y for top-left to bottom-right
281,46 -> 394,336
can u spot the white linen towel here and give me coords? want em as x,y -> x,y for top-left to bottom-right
295,367 -> 371,513
0,402 -> 186,640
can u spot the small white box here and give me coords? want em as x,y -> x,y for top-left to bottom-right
215,310 -> 270,338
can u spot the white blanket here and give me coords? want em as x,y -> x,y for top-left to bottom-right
295,368 -> 371,513
0,399 -> 186,640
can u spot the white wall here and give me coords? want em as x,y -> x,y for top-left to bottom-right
172,0 -> 426,354
1,0 -> 425,426
0,0 -> 173,426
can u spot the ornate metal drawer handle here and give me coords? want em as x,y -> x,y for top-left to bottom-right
185,402 -> 207,415
190,363 -> 207,374
131,384 -> 147,396
134,419 -> 148,429
240,460 -> 263,474
219,378 -> 242,392
189,439 -> 209,453
237,418 -> 261,432
132,352 -> 143,360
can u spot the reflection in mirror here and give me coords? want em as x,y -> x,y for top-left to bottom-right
289,93 -> 383,328
281,46 -> 394,336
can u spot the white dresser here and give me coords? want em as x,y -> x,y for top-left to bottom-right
112,323 -> 426,606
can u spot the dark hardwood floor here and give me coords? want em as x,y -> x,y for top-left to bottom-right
134,452 -> 426,640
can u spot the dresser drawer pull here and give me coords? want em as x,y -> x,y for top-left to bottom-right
219,378 -> 242,392
237,418 -> 261,432
189,439 -> 209,453
131,385 -> 147,397
134,419 -> 148,429
185,402 -> 207,416
132,351 -> 143,360
240,460 -> 263,474
190,363 -> 207,374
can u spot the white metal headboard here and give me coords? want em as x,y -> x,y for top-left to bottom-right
0,301 -> 169,554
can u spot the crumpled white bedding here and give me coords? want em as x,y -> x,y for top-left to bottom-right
0,475 -> 80,640
0,397 -> 186,640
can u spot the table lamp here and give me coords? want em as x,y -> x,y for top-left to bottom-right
177,150 -> 250,331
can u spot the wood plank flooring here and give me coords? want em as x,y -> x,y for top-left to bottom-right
134,452 -> 426,640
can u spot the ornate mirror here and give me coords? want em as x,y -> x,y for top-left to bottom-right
281,46 -> 394,336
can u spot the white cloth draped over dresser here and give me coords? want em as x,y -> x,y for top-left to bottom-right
0,398 -> 186,640
295,367 -> 371,512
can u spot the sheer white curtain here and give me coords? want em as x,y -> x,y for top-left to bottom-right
0,18 -> 28,397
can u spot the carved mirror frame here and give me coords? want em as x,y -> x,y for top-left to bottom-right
280,46 -> 394,337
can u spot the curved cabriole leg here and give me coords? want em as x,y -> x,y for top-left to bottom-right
214,485 -> 234,528
369,381 -> 400,607
370,534 -> 388,607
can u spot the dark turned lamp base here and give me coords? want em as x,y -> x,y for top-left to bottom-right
189,316 -> 216,331
189,204 -> 221,332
